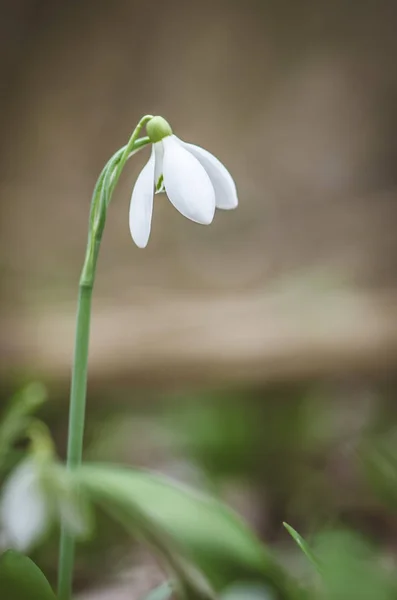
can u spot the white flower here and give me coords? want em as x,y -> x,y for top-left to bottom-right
129,120 -> 238,248
0,459 -> 48,551
0,457 -> 89,551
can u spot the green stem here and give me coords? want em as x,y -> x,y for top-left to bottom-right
57,121 -> 152,600
57,284 -> 93,600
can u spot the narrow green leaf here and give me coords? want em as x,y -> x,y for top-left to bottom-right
361,435 -> 397,510
0,550 -> 56,600
0,383 -> 47,469
283,523 -> 321,570
77,464 -> 296,596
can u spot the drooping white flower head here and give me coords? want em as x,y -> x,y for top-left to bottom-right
0,459 -> 48,550
129,116 -> 238,248
0,457 -> 89,551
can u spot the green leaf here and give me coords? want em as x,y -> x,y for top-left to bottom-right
314,530 -> 397,600
283,523 -> 321,571
76,464 -> 297,597
0,550 -> 56,600
361,433 -> 397,510
0,383 -> 47,470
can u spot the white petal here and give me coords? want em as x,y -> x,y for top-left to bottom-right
154,141 -> 164,191
178,138 -> 238,209
0,460 -> 48,550
129,146 -> 155,248
162,135 -> 215,224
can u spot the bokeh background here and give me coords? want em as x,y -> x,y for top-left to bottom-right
1,1 -> 397,598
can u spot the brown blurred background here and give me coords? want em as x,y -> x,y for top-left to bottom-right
1,1 -> 397,597
1,0 -> 397,387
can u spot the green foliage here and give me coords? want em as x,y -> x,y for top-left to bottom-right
0,550 -> 56,600
76,464 -> 300,598
283,523 -> 320,571
0,383 -> 47,471
169,396 -> 260,477
314,530 -> 397,600
284,525 -> 397,600
2,384 -> 397,599
361,429 -> 397,510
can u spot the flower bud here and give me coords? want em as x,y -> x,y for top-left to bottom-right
146,116 -> 173,143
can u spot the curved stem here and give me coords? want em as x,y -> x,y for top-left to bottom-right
57,123 -> 151,600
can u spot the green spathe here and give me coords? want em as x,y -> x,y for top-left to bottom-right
146,116 -> 173,143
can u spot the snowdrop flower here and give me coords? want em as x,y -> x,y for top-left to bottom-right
0,459 -> 47,551
129,116 -> 238,248
0,457 -> 89,551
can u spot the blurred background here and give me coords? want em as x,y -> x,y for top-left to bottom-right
1,1 -> 397,598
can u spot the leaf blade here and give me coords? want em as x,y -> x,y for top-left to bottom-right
0,550 -> 56,600
283,522 -> 321,571
77,464 -> 295,596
